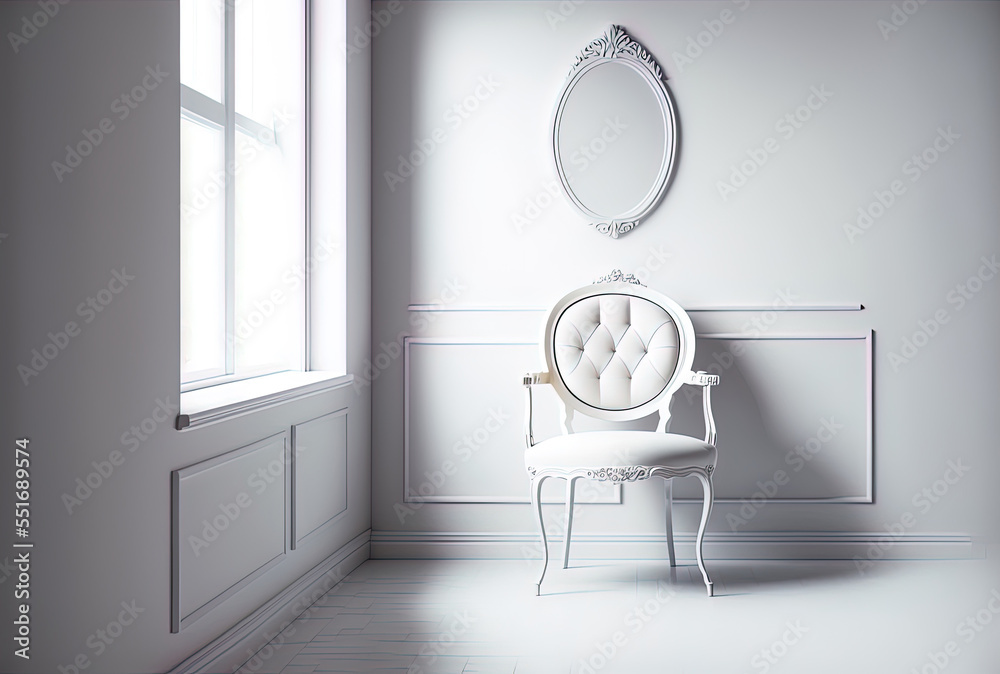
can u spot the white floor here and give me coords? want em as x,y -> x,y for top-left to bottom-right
223,556 -> 1000,674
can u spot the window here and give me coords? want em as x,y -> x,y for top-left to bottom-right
180,0 -> 307,389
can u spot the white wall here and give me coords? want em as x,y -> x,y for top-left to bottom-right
370,1 -> 1000,558
0,1 -> 371,672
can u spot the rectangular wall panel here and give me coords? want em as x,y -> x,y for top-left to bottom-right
405,333 -> 871,505
659,333 -> 871,502
172,433 -> 289,632
292,409 -> 349,548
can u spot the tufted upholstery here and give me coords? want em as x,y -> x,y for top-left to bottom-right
553,294 -> 679,410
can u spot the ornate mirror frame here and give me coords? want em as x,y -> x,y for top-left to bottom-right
552,25 -> 678,238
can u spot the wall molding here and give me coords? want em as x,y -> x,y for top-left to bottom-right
291,408 -> 350,549
695,331 -> 874,504
167,530 -> 370,674
172,433 -> 291,633
407,304 -> 864,313
370,530 -> 980,562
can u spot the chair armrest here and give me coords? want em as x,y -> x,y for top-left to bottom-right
684,371 -> 720,387
682,370 -> 720,446
522,372 -> 550,448
523,372 -> 551,387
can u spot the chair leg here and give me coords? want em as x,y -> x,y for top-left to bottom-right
530,475 -> 550,596
562,476 -> 578,569
694,470 -> 715,597
664,478 -> 676,568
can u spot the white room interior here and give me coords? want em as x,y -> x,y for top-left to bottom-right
1,1 -> 999,673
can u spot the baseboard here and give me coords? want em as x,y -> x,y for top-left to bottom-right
371,530 -> 982,561
168,529 -> 370,674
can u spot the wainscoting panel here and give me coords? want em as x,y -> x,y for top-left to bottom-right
404,331 -> 871,505
670,333 -> 872,502
292,408 -> 349,548
171,433 -> 289,632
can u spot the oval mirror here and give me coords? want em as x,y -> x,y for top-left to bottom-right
552,26 -> 677,238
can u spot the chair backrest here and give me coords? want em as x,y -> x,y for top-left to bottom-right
543,275 -> 695,423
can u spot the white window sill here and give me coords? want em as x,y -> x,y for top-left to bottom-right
176,371 -> 353,430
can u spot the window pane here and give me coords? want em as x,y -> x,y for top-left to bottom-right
233,128 -> 304,375
234,0 -> 254,119
232,0 -> 306,377
235,0 -> 305,125
180,117 -> 226,382
180,0 -> 223,102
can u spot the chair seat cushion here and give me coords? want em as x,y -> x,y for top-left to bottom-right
526,431 -> 716,470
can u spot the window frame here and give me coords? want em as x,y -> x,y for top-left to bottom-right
177,0 -> 349,432
179,0 -> 310,393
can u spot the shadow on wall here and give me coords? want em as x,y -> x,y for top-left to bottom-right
668,335 -> 871,539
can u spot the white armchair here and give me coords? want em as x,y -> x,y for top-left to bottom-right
524,271 -> 720,596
